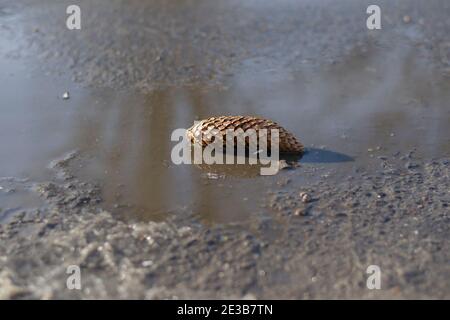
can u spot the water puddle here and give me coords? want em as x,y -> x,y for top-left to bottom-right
1,36 -> 449,223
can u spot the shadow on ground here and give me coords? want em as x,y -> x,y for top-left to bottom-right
300,148 -> 354,163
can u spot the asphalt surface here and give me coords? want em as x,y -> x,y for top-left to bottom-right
0,0 -> 449,299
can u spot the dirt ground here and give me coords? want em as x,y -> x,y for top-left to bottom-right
0,0 -> 449,299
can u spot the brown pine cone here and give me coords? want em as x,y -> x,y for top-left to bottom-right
186,116 -> 304,154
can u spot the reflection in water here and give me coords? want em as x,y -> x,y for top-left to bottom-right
193,152 -> 304,179
1,41 -> 450,223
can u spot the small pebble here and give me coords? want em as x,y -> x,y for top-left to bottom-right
403,15 -> 411,24
62,92 -> 70,100
299,192 -> 312,203
142,260 -> 153,267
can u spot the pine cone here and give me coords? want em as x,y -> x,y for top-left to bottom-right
186,116 -> 304,154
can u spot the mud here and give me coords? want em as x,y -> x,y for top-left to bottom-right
0,0 -> 449,299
